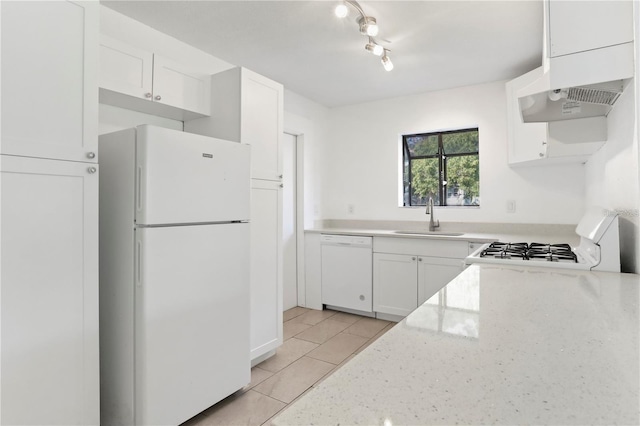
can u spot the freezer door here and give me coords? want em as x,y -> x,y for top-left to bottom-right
135,125 -> 250,225
135,223 -> 250,426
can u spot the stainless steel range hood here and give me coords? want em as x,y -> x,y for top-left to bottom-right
517,43 -> 634,123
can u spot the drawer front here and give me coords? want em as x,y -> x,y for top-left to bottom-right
374,237 -> 468,258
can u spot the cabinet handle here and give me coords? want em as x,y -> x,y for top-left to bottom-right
418,257 -> 422,262
87,167 -> 97,174
539,153 -> 544,157
154,95 -> 162,101
411,257 -> 416,261
359,295 -> 365,301
144,92 -> 152,98
279,174 -> 283,179
86,152 -> 96,159
279,184 -> 284,188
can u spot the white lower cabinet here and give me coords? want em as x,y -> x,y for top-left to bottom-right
417,257 -> 465,305
250,179 -> 283,362
373,254 -> 418,317
0,155 -> 99,425
373,237 -> 468,318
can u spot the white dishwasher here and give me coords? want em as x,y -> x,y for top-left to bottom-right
321,234 -> 373,312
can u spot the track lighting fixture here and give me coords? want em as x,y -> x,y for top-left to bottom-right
358,16 -> 379,37
365,37 -> 384,56
381,51 -> 394,72
334,0 -> 393,71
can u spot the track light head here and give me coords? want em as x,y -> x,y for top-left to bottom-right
334,3 -> 348,18
358,16 -> 379,37
381,52 -> 393,71
365,40 -> 384,56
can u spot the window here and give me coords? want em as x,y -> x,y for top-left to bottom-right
402,128 -> 479,207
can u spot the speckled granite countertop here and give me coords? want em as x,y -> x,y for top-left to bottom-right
306,220 -> 580,245
273,265 -> 639,425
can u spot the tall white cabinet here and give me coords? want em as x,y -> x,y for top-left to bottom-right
0,1 -> 99,424
1,0 -> 98,163
186,67 -> 285,363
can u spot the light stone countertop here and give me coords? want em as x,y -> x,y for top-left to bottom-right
306,220 -> 581,246
272,265 -> 640,425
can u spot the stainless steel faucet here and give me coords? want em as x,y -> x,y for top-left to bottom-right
425,197 -> 440,231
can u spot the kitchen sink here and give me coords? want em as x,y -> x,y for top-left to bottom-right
392,231 -> 464,236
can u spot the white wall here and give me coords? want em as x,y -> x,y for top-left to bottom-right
321,81 -> 585,224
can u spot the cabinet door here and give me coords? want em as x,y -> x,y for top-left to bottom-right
417,257 -> 464,305
1,1 -> 98,163
250,179 -> 283,361
548,0 -> 633,58
241,69 -> 283,181
99,35 -> 154,100
1,155 -> 99,425
153,54 -> 211,116
373,253 -> 417,317
506,69 -> 549,165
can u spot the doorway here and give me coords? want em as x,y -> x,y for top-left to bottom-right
282,132 -> 300,310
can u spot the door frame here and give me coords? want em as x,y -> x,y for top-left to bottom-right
283,131 -> 306,308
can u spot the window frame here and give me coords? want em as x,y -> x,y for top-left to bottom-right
402,127 -> 479,207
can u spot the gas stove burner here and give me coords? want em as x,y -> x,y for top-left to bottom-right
527,242 -> 577,263
529,243 -> 573,252
480,242 -> 529,259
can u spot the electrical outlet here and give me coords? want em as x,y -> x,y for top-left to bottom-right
348,204 -> 355,214
507,200 -> 516,213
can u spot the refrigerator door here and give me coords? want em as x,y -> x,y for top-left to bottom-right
134,223 -> 249,426
135,125 -> 250,225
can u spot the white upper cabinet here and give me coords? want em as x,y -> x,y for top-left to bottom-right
185,67 -> 284,181
99,36 -> 211,120
547,0 -> 633,58
1,0 -> 98,163
242,71 -> 283,181
153,55 -> 212,115
99,35 -> 154,100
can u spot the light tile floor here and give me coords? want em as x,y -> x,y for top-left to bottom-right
182,307 -> 394,426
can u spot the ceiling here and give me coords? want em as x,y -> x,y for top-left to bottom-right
102,1 -> 544,108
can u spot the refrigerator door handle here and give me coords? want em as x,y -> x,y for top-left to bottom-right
136,240 -> 142,287
136,166 -> 143,213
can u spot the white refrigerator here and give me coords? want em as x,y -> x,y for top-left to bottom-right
99,125 -> 251,426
